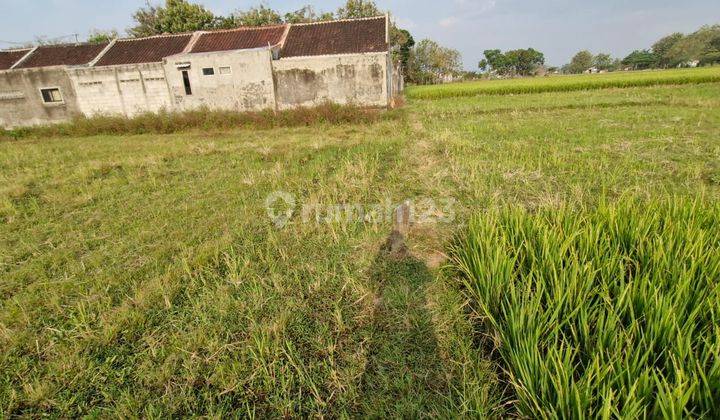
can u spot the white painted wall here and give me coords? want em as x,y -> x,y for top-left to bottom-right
163,48 -> 276,112
68,63 -> 172,117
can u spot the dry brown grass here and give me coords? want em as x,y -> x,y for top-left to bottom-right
1,103 -> 400,140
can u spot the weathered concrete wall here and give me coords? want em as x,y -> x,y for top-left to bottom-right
164,48 -> 276,112
272,52 -> 389,110
390,56 -> 404,97
0,67 -> 80,128
1,49 -> 392,128
69,63 -> 172,117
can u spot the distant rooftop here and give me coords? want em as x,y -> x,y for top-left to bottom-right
281,16 -> 388,58
95,34 -> 193,67
15,43 -> 108,69
0,49 -> 31,70
190,25 -> 288,54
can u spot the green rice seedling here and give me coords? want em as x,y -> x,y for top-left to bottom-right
452,197 -> 720,418
407,67 -> 720,100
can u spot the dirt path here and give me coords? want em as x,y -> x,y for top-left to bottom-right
353,112 -> 498,417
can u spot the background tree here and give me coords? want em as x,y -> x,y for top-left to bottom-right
391,28 -> 415,81
480,49 -> 509,74
407,39 -> 462,84
652,33 -> 684,67
700,34 -> 720,65
478,59 -> 488,72
283,6 -> 333,24
712,35 -> 720,51
622,50 -> 658,70
505,48 -> 545,75
665,25 -> 720,66
480,49 -> 544,76
592,53 -> 614,71
87,29 -> 119,44
568,50 -> 594,73
128,0 -> 217,37
224,4 -> 282,27
335,0 -> 382,19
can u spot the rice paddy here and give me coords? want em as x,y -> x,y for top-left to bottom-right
1,69 -> 719,417
452,199 -> 720,418
406,67 -> 720,99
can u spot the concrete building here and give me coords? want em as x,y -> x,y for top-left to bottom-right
0,16 -> 400,129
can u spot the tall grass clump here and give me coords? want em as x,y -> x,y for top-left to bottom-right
452,198 -> 720,418
1,102 -> 396,140
408,67 -> 720,99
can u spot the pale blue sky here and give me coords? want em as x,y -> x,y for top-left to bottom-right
1,0 -> 719,68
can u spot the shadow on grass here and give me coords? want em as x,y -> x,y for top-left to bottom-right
357,228 -> 448,417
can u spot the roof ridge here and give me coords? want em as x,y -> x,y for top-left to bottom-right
116,33 -> 194,42
33,42 -> 108,49
10,46 -> 38,69
1,48 -> 33,53
278,24 -> 291,49
289,15 -> 386,27
202,24 -> 288,34
88,39 -> 117,67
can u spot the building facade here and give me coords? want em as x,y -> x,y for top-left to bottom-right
0,16 -> 401,129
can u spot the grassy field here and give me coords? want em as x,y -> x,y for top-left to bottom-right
406,66 -> 720,99
1,69 -> 719,416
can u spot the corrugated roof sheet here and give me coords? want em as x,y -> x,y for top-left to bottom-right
15,43 -> 108,69
281,16 -> 387,58
191,25 -> 287,53
95,34 -> 192,66
0,49 -> 32,70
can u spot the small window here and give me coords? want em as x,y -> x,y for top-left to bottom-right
202,68 -> 215,76
219,66 -> 231,75
41,88 -> 63,103
182,70 -> 192,95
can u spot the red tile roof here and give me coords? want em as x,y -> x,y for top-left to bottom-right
0,49 -> 32,70
2,17 -> 389,70
95,34 -> 192,66
191,25 -> 287,53
15,43 -> 108,69
281,16 -> 388,58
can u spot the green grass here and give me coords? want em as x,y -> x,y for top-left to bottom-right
1,70 -> 719,416
452,199 -> 720,418
406,67 -> 720,99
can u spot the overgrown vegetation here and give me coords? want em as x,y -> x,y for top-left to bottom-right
1,103 -> 394,140
406,67 -> 720,99
452,199 -> 720,417
2,72 -> 719,416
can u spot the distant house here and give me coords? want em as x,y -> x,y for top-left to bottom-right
678,60 -> 700,68
0,16 -> 402,128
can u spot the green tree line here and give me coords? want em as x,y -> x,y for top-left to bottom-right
564,24 -> 720,74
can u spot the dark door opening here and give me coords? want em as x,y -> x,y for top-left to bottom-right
182,70 -> 192,95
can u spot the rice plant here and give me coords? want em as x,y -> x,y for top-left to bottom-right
452,198 -> 720,418
407,67 -> 720,100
